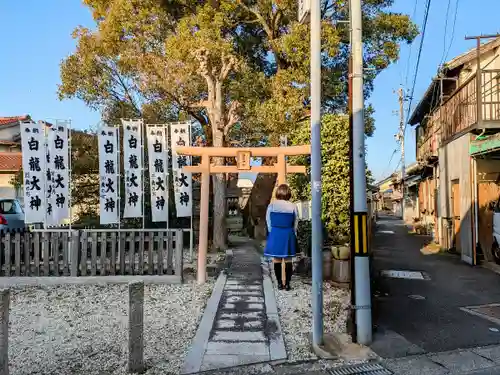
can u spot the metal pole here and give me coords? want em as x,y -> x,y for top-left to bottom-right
68,120 -> 73,265
141,120 -> 146,230
117,124 -> 122,265
165,123 -> 170,234
350,0 -> 372,345
310,0 -> 323,346
348,45 -> 357,342
189,122 -> 194,264
398,88 -> 405,220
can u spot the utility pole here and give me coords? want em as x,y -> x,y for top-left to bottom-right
396,87 -> 405,220
350,0 -> 372,345
310,0 -> 323,347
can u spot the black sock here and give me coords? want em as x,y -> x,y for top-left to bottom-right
285,262 -> 293,287
274,262 -> 283,286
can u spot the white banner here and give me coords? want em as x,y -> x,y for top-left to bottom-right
99,126 -> 119,225
170,122 -> 192,217
46,121 -> 70,226
122,119 -> 143,218
20,121 -> 45,223
147,125 -> 168,222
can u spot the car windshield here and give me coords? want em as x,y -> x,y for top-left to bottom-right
0,200 -> 22,214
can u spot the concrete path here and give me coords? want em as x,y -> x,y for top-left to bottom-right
371,214 -> 500,358
182,242 -> 286,373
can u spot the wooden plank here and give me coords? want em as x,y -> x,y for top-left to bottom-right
52,232 -> 59,276
62,232 -> 69,276
176,145 -> 311,157
43,232 -> 50,276
33,232 -> 40,276
70,231 -> 79,277
175,230 -> 184,279
119,232 -> 126,275
157,231 -> 164,275
148,231 -> 154,275
91,232 -> 98,276
80,232 -> 88,276
138,232 -> 144,276
166,231 -> 174,275
14,232 -> 21,277
23,233 -> 30,276
100,232 -> 107,276
128,233 -> 135,275
0,234 -> 4,276
110,232 -> 117,276
4,233 -> 10,277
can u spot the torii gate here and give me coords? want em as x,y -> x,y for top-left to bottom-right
176,145 -> 311,284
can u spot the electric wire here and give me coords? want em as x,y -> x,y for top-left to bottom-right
404,0 -> 432,134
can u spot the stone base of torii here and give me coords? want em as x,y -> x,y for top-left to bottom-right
175,145 -> 311,284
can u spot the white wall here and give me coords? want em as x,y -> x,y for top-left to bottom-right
439,134 -> 473,263
0,125 -> 20,142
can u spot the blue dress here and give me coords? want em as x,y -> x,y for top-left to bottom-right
264,201 -> 298,258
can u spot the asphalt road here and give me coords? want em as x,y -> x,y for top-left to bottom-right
370,215 -> 500,359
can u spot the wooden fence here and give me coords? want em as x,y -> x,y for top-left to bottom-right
0,229 -> 184,278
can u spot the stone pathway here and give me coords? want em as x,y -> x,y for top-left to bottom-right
183,243 -> 286,373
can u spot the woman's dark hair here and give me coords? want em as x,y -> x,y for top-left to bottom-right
275,184 -> 292,201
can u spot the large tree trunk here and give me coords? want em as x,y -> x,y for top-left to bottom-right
211,113 -> 227,251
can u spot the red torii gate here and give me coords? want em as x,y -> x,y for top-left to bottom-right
176,145 -> 311,284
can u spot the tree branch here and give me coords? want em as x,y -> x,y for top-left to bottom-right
238,1 -> 272,38
223,100 -> 241,135
219,54 -> 237,81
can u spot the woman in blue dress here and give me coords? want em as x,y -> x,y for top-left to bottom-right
264,184 -> 298,291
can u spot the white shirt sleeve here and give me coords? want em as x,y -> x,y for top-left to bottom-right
266,204 -> 272,233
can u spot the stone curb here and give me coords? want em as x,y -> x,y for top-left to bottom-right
261,260 -> 287,361
182,270 -> 227,374
0,275 -> 181,287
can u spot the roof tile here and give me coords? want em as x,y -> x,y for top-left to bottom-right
0,115 -> 30,127
0,153 -> 22,171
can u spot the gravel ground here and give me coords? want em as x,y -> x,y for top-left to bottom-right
9,280 -> 214,375
274,275 -> 350,362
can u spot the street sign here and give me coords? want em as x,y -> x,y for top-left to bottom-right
298,0 -> 310,23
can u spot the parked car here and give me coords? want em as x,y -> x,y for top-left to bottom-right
0,199 -> 25,233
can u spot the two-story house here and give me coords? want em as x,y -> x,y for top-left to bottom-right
409,36 -> 500,266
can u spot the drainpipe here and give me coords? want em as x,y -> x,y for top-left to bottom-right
473,157 -> 479,264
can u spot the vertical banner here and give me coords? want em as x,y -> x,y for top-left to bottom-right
147,125 -> 168,222
170,122 -> 192,217
20,121 -> 46,223
99,126 -> 119,225
46,121 -> 70,226
122,119 -> 143,218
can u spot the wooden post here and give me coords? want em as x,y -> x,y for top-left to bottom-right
198,155 -> 210,285
128,281 -> 144,373
0,289 -> 9,375
277,153 -> 287,186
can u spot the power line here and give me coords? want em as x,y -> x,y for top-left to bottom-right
404,0 -> 432,133
404,0 -> 421,89
440,0 -> 452,65
381,148 -> 398,179
443,0 -> 460,62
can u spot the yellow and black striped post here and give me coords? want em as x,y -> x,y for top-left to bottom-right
353,212 -> 369,256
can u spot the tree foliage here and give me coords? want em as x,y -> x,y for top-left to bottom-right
59,0 -> 417,247
288,114 -> 351,242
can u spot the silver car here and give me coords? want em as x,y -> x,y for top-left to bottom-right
0,199 -> 25,233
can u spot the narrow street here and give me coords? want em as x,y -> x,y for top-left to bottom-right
370,214 -> 500,373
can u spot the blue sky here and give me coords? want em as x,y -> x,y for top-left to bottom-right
368,0 -> 500,181
1,0 -> 499,182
